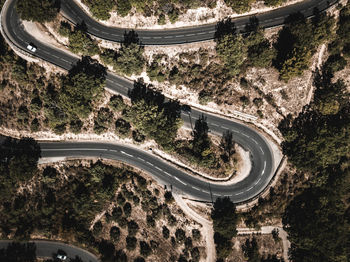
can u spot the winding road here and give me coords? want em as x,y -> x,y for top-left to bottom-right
60,0 -> 337,45
0,0 -> 337,201
0,240 -> 98,262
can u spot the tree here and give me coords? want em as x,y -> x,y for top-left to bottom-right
59,57 -> 106,119
16,0 -> 59,23
139,241 -> 152,257
216,33 -> 247,76
110,226 -> 120,242
224,0 -> 254,13
0,242 -> 37,262
191,115 -> 212,158
116,0 -> 132,17
114,31 -> 145,76
220,130 -> 235,162
211,197 -> 239,239
83,0 -> 114,20
68,26 -> 99,56
241,237 -> 260,262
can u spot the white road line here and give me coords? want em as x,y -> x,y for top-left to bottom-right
175,35 -> 185,38
208,30 -> 215,33
242,133 -> 250,138
153,36 -> 162,39
175,177 -> 187,185
143,37 -> 151,39
213,193 -> 221,197
221,126 -> 229,129
112,34 -> 120,37
211,123 -> 219,127
232,130 -> 239,133
164,36 -> 174,38
192,186 -> 200,191
262,161 -> 266,173
186,33 -> 195,36
155,166 -> 163,172
202,190 -> 210,194
164,171 -> 171,176
121,151 -> 133,157
146,161 -> 154,167
252,138 -> 258,144
259,146 -> 264,154
61,58 -> 70,63
247,186 -> 254,191
137,157 -> 145,162
224,194 -> 231,197
235,192 -> 244,195
197,32 -> 206,35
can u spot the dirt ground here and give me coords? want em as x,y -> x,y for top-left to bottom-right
229,234 -> 283,262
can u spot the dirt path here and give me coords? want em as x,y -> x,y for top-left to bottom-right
237,226 -> 290,262
173,194 -> 216,262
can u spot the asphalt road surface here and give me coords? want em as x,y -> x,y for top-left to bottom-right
60,0 -> 338,45
0,0 -> 278,203
0,240 -> 98,262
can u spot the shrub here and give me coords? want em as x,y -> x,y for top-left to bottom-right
127,220 -> 139,237
162,226 -> 170,239
110,226 -> 120,242
126,236 -> 137,250
139,241 -> 152,257
16,0 -> 59,23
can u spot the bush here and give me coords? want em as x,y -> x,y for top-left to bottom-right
127,220 -> 139,237
146,215 -> 155,227
110,226 -> 120,242
126,236 -> 137,250
116,0 -> 132,17
162,226 -> 170,239
123,202 -> 132,217
139,241 -> 152,257
164,191 -> 174,203
16,0 -> 59,23
68,27 -> 99,56
83,0 -> 114,20
115,118 -> 131,137
192,229 -> 201,241
175,228 -> 186,243
109,95 -> 126,112
58,21 -> 72,37
93,221 -> 103,235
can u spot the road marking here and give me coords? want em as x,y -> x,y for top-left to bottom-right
155,166 -> 163,172
164,36 -> 174,38
175,177 -> 187,185
247,186 -> 254,191
137,157 -> 145,162
146,161 -> 154,167
259,146 -> 264,154
208,30 -> 215,33
112,34 -> 120,37
242,133 -> 250,138
235,192 -> 244,195
232,130 -> 239,133
224,194 -> 231,197
61,58 -> 70,63
175,35 -> 185,38
202,190 -> 210,194
143,36 -> 151,39
197,32 -> 206,35
164,171 -> 171,176
121,151 -> 133,157
213,193 -> 221,197
211,123 -> 219,127
153,36 -> 162,39
186,33 -> 195,36
252,138 -> 258,144
192,186 -> 200,191
221,126 -> 229,129
262,161 -> 266,172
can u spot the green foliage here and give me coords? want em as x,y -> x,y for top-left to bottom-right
0,242 -> 37,262
126,81 -> 182,147
114,32 -> 145,76
59,57 -> 106,119
279,71 -> 349,172
110,226 -> 120,242
274,12 -> 335,81
283,185 -> 350,262
68,26 -> 99,56
220,130 -> 235,162
211,197 -> 238,239
139,241 -> 152,257
83,0 -> 115,20
116,0 -> 132,17
94,107 -> 114,134
191,115 -> 215,167
127,220 -> 139,237
242,237 -> 260,262
58,21 -> 71,37
224,0 -> 254,13
16,0 -> 59,23
264,0 -> 284,6
115,118 -> 131,137
109,95 -> 126,112
0,137 -> 40,200
216,33 -> 247,76
192,229 -> 201,241
126,236 -> 137,250
162,225 -> 170,239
